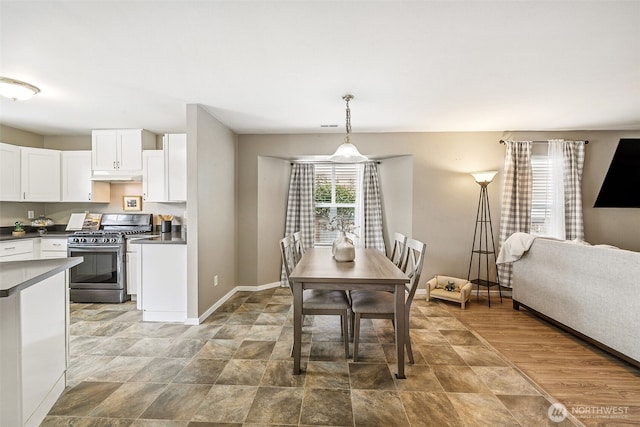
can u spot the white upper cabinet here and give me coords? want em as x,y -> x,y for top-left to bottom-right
61,151 -> 110,202
142,150 -> 165,202
20,147 -> 61,202
0,142 -> 21,201
164,133 -> 187,202
91,129 -> 155,175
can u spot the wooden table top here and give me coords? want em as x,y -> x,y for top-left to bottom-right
290,247 -> 409,284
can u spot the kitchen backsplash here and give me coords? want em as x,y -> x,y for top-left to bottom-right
0,182 -> 185,227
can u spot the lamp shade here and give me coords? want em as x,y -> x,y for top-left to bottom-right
471,170 -> 498,184
328,140 -> 367,163
0,77 -> 40,101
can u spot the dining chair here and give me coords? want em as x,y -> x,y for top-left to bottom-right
389,232 -> 407,268
279,235 -> 351,358
350,237 -> 426,363
292,231 -> 305,264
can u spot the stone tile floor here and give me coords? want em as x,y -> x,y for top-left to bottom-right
42,287 -> 579,426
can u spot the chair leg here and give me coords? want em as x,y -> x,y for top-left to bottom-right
353,313 -> 361,362
342,311 -> 350,358
405,310 -> 414,364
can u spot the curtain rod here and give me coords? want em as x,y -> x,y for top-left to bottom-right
499,139 -> 589,144
290,161 -> 381,165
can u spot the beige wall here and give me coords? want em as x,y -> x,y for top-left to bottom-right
237,130 -> 640,290
0,124 -> 44,148
186,104 -> 237,318
237,132 -> 505,288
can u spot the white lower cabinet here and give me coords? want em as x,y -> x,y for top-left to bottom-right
0,240 -> 34,262
140,244 -> 186,322
40,239 -> 68,259
0,271 -> 67,427
126,242 -> 142,309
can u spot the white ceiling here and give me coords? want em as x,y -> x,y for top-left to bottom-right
1,1 -> 639,137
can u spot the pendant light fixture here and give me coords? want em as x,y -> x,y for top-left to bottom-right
328,94 -> 367,163
0,77 -> 40,101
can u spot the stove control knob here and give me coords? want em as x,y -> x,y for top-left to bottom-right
73,238 -> 79,243
112,238 -> 118,243
81,238 -> 87,243
91,238 -> 98,243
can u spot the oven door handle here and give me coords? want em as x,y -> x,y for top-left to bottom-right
68,246 -> 122,251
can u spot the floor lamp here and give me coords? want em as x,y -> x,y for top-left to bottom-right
467,171 -> 502,307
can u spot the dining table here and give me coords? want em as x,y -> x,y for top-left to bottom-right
289,247 -> 411,378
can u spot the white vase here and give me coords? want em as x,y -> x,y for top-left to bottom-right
333,231 -> 355,262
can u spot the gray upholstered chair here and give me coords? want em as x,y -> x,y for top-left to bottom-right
350,237 -> 426,363
279,235 -> 351,358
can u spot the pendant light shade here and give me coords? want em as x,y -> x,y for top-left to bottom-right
0,77 -> 40,101
329,94 -> 367,163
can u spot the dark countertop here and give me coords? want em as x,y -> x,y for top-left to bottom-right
0,231 -> 73,242
0,257 -> 83,297
129,232 -> 186,245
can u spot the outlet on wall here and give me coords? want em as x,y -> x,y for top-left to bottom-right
214,275 -> 219,286
27,211 -> 34,219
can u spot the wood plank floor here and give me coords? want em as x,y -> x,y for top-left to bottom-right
443,293 -> 640,427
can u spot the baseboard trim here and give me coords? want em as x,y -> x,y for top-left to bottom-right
192,282 -> 282,325
191,282 -> 510,325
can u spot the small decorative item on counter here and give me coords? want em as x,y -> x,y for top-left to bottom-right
31,216 -> 54,235
12,221 -> 26,237
160,215 -> 174,233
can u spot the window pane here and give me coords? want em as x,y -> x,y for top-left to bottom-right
313,164 -> 358,246
531,154 -> 552,235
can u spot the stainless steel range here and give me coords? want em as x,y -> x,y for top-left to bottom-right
67,213 -> 153,303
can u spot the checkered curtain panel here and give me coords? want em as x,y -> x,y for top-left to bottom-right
362,162 -> 386,252
498,141 -> 532,288
281,163 -> 315,286
563,140 -> 586,241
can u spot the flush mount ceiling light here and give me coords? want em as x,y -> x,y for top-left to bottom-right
328,94 -> 367,163
0,77 -> 41,101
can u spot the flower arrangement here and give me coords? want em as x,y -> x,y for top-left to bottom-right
325,216 -> 359,237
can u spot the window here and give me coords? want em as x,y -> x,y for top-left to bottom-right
314,164 -> 359,246
530,154 -> 552,235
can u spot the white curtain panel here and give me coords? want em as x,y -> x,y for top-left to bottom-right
548,139 -> 566,239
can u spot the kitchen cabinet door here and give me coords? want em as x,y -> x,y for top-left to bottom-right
141,244 -> 187,322
61,151 -> 110,202
142,150 -> 165,202
91,130 -> 119,171
164,133 -> 187,202
0,142 -> 21,201
126,242 -> 142,308
20,147 -> 61,201
92,129 -> 155,173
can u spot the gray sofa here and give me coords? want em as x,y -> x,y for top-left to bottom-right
511,238 -> 640,367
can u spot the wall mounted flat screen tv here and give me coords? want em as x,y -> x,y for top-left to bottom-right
594,138 -> 640,208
